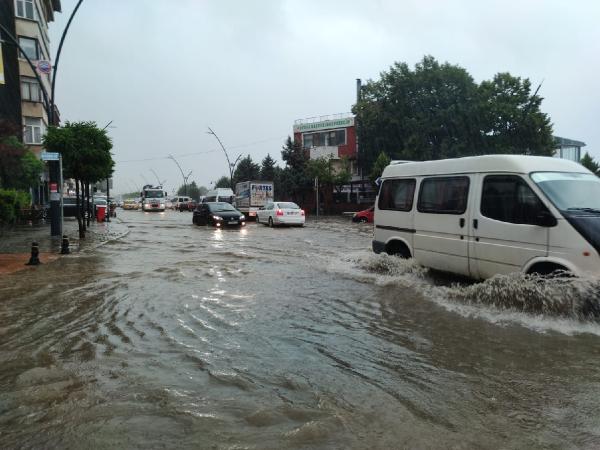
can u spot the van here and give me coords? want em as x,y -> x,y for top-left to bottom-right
372,155 -> 600,279
173,196 -> 191,210
203,188 -> 235,204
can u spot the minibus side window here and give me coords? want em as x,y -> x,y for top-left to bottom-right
378,179 -> 416,211
417,177 -> 469,214
481,175 -> 549,224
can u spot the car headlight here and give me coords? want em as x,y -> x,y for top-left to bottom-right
212,215 -> 223,220
240,215 -> 245,221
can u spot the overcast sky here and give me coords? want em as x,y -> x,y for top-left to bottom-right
48,0 -> 600,195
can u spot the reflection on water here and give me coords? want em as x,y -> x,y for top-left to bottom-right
1,212 -> 600,449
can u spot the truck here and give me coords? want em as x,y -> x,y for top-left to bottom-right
140,185 -> 167,212
234,181 -> 274,219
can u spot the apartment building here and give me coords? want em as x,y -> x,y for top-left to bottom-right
0,0 -> 61,153
15,0 -> 61,154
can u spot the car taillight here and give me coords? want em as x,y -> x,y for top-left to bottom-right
276,209 -> 284,216
300,210 -> 305,216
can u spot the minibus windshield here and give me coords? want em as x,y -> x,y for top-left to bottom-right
531,172 -> 600,211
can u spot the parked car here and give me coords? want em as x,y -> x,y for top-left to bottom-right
352,206 -> 374,223
256,201 -> 305,227
193,202 -> 246,227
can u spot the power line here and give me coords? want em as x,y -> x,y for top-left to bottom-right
115,135 -> 286,164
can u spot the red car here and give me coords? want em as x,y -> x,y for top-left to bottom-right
352,206 -> 374,223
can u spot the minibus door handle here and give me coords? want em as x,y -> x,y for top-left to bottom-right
459,218 -> 465,228
473,219 -> 478,229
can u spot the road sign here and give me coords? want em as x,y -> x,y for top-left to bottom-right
37,60 -> 51,74
41,152 -> 60,161
49,182 -> 58,193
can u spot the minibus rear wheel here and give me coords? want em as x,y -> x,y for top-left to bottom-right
527,262 -> 570,278
386,241 -> 411,259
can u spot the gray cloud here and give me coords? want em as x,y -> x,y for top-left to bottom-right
49,0 -> 600,194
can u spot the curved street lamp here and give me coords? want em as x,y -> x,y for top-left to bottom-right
168,154 -> 192,196
207,127 -> 241,189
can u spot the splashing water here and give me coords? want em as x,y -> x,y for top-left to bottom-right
446,273 -> 600,320
347,252 -> 429,278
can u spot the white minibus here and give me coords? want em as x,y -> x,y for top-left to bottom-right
372,155 -> 600,279
203,188 -> 235,204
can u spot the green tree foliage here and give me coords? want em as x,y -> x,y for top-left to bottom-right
232,155 -> 260,185
580,152 -> 600,175
0,189 -> 31,225
369,151 -> 391,184
353,56 -> 554,173
176,181 -> 207,200
260,154 -> 277,181
281,136 -> 307,171
214,176 -> 231,188
0,122 -> 43,190
44,121 -> 114,183
44,121 -> 114,237
478,73 -> 554,154
277,136 -> 312,200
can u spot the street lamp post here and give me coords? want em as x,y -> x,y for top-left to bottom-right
168,154 -> 192,196
207,127 -> 241,189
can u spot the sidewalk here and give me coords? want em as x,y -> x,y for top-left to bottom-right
0,217 -> 128,275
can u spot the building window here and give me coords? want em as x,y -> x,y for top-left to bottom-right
24,117 -> 43,144
378,179 -> 416,211
418,176 -> 470,214
16,0 -> 35,20
21,77 -> 42,102
558,146 -> 580,162
481,175 -> 549,225
302,129 -> 346,148
18,36 -> 39,60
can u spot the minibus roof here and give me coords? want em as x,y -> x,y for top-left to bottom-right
381,155 -> 589,178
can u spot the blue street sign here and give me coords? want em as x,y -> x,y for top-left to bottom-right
41,152 -> 60,161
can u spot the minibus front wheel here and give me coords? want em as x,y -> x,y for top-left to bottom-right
386,240 -> 411,259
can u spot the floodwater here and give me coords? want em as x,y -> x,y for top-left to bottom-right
1,211 -> 600,449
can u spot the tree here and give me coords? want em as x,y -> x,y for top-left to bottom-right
580,152 -> 600,175
232,155 -> 260,185
478,73 -> 554,155
214,176 -> 231,188
369,151 -> 391,184
44,121 -> 114,238
260,154 -> 277,181
0,122 -> 43,191
281,136 -> 307,171
177,181 -> 207,200
277,136 -> 312,203
305,156 -> 351,212
353,55 -> 554,174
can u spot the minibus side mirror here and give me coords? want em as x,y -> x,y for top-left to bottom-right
535,210 -> 557,227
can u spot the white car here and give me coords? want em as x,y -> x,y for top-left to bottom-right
256,201 -> 305,227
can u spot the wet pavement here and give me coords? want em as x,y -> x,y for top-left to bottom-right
1,210 -> 600,449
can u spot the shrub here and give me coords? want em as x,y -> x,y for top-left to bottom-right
0,189 -> 31,225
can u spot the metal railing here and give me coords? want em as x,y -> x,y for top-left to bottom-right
294,112 -> 353,125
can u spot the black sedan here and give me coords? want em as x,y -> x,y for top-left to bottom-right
193,202 -> 246,227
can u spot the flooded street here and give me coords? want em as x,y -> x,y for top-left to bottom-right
2,211 -> 600,449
